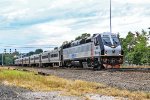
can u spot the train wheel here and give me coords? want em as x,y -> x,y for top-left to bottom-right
79,61 -> 83,68
93,59 -> 104,71
87,59 -> 92,67
66,61 -> 72,68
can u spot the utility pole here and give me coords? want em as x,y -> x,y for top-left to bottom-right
2,53 -> 3,66
110,0 -> 112,33
1,49 -> 6,66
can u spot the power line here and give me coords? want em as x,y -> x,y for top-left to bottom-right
0,45 -> 57,49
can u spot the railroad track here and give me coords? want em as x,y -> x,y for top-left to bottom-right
8,66 -> 150,73
105,68 -> 150,73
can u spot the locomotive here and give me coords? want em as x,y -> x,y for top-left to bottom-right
15,32 -> 123,69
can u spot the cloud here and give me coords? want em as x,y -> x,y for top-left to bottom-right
0,0 -> 149,52
113,0 -> 150,4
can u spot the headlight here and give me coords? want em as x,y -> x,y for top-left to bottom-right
119,51 -> 121,55
105,51 -> 107,55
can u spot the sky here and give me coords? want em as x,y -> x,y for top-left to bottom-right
0,0 -> 150,53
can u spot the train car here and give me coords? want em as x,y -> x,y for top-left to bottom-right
15,58 -> 23,66
40,49 -> 61,67
14,59 -> 19,66
14,32 -> 123,70
49,49 -> 61,66
29,55 -> 34,66
41,51 -> 50,67
62,32 -> 123,69
34,54 -> 41,67
22,57 -> 30,66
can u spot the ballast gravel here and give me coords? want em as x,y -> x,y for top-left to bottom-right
0,84 -> 122,100
0,84 -> 28,100
16,67 -> 150,92
1,66 -> 150,100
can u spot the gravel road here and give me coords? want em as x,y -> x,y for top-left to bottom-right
12,66 -> 150,92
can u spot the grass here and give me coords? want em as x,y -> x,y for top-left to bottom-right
0,67 -> 150,100
122,65 -> 150,68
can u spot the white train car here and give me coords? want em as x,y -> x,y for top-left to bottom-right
30,55 -> 35,65
14,59 -> 19,65
41,52 -> 50,64
34,54 -> 41,66
22,57 -> 29,66
40,49 -> 61,67
40,51 -> 50,67
49,49 -> 61,66
14,58 -> 23,66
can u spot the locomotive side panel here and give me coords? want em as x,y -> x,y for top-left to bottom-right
63,43 -> 92,60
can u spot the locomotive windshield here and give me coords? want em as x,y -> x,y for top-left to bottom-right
102,36 -> 112,46
111,35 -> 120,46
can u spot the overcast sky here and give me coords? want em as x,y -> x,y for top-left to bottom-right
0,0 -> 150,53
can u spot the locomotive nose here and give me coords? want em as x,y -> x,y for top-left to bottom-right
112,50 -> 115,53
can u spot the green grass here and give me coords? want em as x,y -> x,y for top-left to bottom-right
122,65 -> 150,68
0,67 -> 150,100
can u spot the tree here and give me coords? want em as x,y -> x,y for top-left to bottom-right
4,55 -> 14,65
75,33 -> 90,40
122,31 -> 136,56
62,41 -> 68,45
34,49 -> 43,54
122,30 -> 150,65
2,54 -> 14,65
26,51 -> 34,56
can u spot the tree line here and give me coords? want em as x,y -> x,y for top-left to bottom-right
0,52 -> 19,65
121,29 -> 150,65
26,49 -> 43,56
0,49 -> 43,65
0,31 -> 149,66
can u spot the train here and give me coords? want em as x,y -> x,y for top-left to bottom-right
14,32 -> 123,70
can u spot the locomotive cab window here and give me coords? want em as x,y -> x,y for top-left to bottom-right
102,36 -> 112,47
94,37 -> 99,46
111,35 -> 120,46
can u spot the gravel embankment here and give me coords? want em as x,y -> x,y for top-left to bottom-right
0,84 -> 28,100
12,66 -> 150,92
0,84 -> 121,100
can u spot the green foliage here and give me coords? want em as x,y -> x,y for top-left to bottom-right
75,33 -> 90,40
26,51 -> 34,56
4,55 -> 13,65
26,49 -> 43,56
0,50 -> 20,65
0,54 -> 14,65
62,41 -> 68,45
121,30 -> 150,65
35,49 -> 43,54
